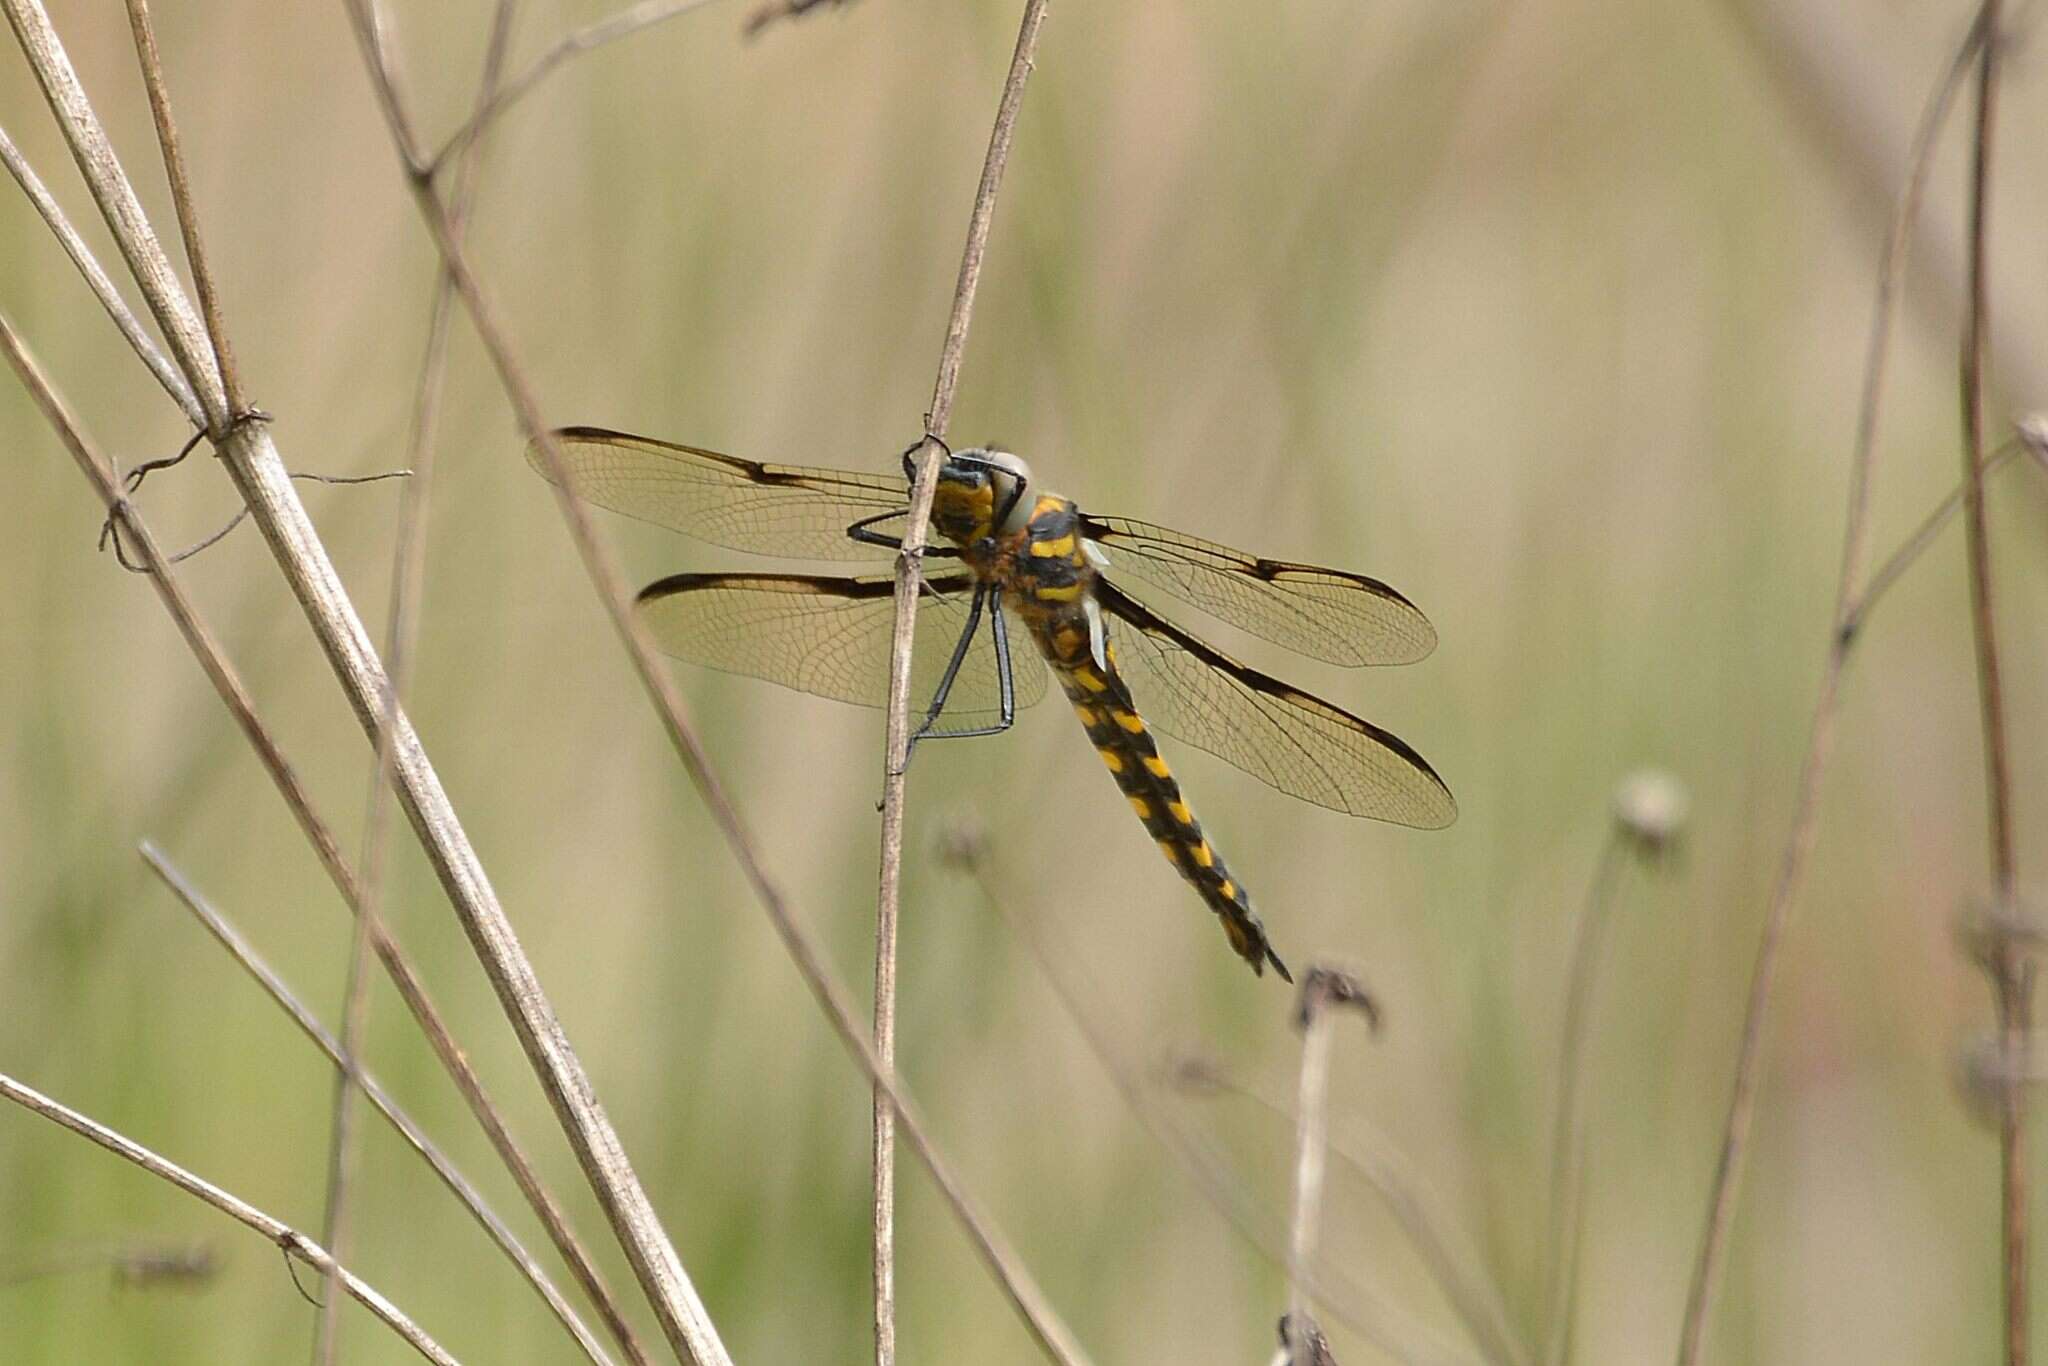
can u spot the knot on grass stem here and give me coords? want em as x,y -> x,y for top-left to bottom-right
1957,1031 -> 2043,1128
1955,889 -> 2048,975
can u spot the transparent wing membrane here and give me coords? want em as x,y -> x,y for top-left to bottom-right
1082,514 -> 1436,666
1098,581 -> 1455,827
529,426 -> 907,560
635,571 -> 1048,723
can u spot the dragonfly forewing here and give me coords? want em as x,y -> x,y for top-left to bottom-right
529,426 -> 908,561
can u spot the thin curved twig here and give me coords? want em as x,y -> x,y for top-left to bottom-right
1840,432 -> 2039,641
425,0 -> 731,178
1674,14 -> 1987,1362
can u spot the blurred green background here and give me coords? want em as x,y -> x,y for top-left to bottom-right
4,0 -> 2046,1361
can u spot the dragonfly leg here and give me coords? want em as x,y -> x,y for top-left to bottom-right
844,509 -> 961,557
890,586 -> 1018,781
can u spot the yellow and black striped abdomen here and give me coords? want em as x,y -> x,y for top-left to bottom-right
1057,657 -> 1289,980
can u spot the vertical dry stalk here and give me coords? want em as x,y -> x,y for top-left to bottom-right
0,1072 -> 460,1366
1955,6 -> 2029,1361
140,843 -> 618,1366
1284,969 -> 1379,1342
871,3 -> 1050,1362
1674,17 -> 1986,1363
7,6 -> 728,1358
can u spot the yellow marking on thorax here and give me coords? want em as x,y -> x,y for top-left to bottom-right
1032,581 -> 1085,603
1073,666 -> 1110,693
1029,531 -> 1078,558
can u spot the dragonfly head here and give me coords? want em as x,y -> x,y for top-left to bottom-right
920,446 -> 1035,545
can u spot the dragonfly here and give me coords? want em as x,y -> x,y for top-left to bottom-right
528,427 -> 1456,980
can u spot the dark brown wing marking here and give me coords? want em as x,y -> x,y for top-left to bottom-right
634,570 -> 1048,722
529,426 -> 907,560
1095,580 -> 1455,828
1080,514 -> 1436,666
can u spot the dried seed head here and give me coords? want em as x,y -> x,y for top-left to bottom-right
1612,769 -> 1690,859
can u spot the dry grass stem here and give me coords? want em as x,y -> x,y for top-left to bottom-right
341,1 -> 1085,1357
139,843 -> 619,1366
1184,1064 -> 1523,1366
873,4 -> 1050,1359
0,1071 -> 460,1366
1954,7 -> 2029,1358
1286,969 -> 1378,1349
0,309 -> 650,1366
122,0 -> 243,416
0,121 -> 199,421
1674,16 -> 1986,1362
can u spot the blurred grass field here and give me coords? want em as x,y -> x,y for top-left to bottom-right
3,0 -> 2047,1361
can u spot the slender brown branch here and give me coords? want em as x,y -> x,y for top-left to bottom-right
138,843 -> 617,1366
1675,16 -> 1986,1364
315,10 -> 526,1362
0,310 -> 648,1366
872,6 -> 1050,1360
123,0 -> 244,418
0,121 -> 201,423
0,1071 -> 459,1366
1956,8 -> 2028,1361
341,1 -> 1085,1358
